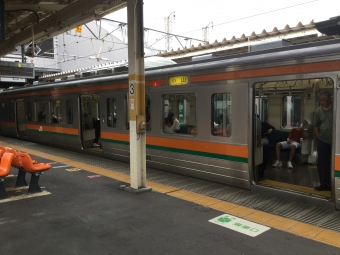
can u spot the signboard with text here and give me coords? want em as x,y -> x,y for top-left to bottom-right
0,61 -> 34,78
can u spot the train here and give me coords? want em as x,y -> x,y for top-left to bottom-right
0,38 -> 339,210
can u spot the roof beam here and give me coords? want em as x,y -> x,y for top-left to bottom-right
5,4 -> 68,12
0,0 -> 127,56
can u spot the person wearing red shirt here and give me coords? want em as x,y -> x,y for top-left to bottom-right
272,128 -> 302,169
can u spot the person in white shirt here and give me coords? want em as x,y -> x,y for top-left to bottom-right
168,112 -> 180,132
164,117 -> 174,134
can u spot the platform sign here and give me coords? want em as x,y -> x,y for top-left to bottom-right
209,214 -> 270,237
0,61 -> 34,78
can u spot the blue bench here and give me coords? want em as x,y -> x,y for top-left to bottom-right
265,129 -> 303,164
178,124 -> 195,134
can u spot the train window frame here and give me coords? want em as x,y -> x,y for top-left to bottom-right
145,94 -> 151,132
162,93 -> 197,136
107,98 -> 117,128
124,95 -> 129,131
50,99 -> 62,125
66,99 -> 73,124
211,93 -> 232,137
35,100 -> 46,123
26,101 -> 32,121
282,95 -> 302,129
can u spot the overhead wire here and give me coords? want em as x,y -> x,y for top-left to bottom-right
177,0 -> 319,36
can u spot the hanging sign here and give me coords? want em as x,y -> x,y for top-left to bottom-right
75,26 -> 82,33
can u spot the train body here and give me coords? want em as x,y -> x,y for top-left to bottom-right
1,39 -> 340,209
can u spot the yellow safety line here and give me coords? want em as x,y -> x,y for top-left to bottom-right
2,141 -> 340,248
259,179 -> 331,198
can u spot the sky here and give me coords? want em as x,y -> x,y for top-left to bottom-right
105,0 -> 340,52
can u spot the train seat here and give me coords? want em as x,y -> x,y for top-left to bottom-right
0,152 -> 14,199
178,124 -> 195,134
18,152 -> 51,194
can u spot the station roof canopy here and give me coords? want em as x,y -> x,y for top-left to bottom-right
0,0 -> 127,57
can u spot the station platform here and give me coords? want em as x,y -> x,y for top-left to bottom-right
0,135 -> 340,254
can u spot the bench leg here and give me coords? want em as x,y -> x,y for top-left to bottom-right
15,169 -> 27,187
27,174 -> 42,194
0,180 -> 8,199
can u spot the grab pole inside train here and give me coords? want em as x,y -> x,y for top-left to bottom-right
126,0 -> 151,192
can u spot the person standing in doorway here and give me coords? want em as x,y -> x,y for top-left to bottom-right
314,90 -> 333,191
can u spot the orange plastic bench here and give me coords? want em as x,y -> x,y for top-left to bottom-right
18,152 -> 51,194
0,152 -> 14,199
4,148 -> 28,187
0,146 -> 7,158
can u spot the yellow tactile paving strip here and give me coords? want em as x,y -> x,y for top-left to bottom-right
259,179 -> 331,198
2,141 -> 340,248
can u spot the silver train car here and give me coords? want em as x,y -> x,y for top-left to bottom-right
1,39 -> 340,209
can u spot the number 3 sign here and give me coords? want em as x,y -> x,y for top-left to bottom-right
129,83 -> 135,95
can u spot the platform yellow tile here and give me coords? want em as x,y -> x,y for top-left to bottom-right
265,216 -> 299,230
180,193 -> 207,202
114,175 -> 130,182
287,223 -> 323,238
195,197 -> 222,206
168,190 -> 194,198
244,211 -> 276,223
147,182 -> 178,193
314,230 -> 340,248
210,201 -> 238,212
226,206 -> 255,217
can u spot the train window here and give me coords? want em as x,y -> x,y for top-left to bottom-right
36,101 -> 46,123
9,101 -> 14,120
27,102 -> 32,121
66,100 -> 73,124
163,93 -> 196,135
146,95 -> 151,132
50,100 -> 62,124
124,96 -> 151,131
124,96 -> 129,130
282,96 -> 301,128
211,93 -> 232,137
107,98 -> 117,128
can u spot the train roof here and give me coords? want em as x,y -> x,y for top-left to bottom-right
3,38 -> 340,94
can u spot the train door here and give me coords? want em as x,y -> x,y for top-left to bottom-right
16,99 -> 26,138
79,94 -> 101,151
253,78 -> 334,200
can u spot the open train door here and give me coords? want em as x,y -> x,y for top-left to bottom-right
15,99 -> 26,138
79,94 -> 101,150
253,94 -> 263,181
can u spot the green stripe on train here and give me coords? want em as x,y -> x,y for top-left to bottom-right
335,171 -> 340,178
102,138 -> 248,163
26,128 -> 78,138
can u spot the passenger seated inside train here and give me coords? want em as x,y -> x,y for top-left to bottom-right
164,117 -> 174,134
214,114 -> 230,136
167,112 -> 180,133
52,112 -> 58,123
272,127 -> 303,169
38,111 -> 46,123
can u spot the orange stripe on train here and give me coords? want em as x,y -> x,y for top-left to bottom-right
190,60 -> 340,83
101,132 -> 248,158
25,124 -> 78,135
335,156 -> 340,171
